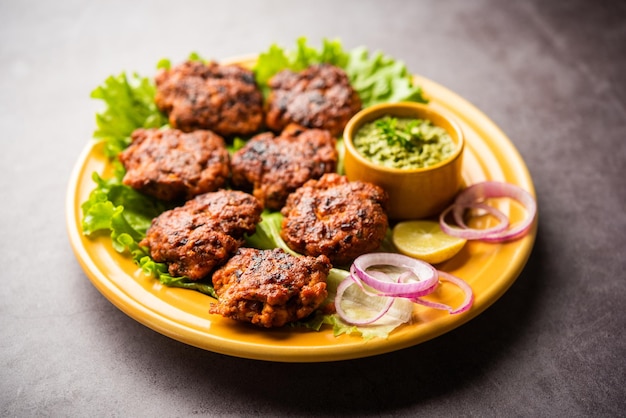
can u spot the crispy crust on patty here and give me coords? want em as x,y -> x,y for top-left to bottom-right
119,128 -> 230,201
280,173 -> 388,266
209,248 -> 330,327
155,60 -> 264,137
140,190 -> 262,280
230,124 -> 338,210
265,64 -> 361,137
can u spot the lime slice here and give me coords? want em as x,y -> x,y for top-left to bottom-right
392,220 -> 467,264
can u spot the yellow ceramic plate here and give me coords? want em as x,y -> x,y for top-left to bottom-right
66,57 -> 537,362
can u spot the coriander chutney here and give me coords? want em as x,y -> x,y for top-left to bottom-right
353,116 -> 456,169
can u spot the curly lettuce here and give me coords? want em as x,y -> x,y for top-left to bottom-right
254,37 -> 427,106
83,72 -> 217,296
90,72 -> 167,157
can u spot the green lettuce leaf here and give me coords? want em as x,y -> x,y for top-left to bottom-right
139,254 -> 217,298
81,172 -> 165,238
81,172 -> 217,296
346,46 -> 427,106
255,37 -> 349,89
157,51 -> 208,72
253,37 -> 427,107
90,72 -> 167,157
245,211 -> 300,256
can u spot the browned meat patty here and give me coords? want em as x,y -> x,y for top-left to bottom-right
209,248 -> 331,328
265,64 -> 361,137
118,128 -> 230,201
140,190 -> 262,280
280,173 -> 389,266
230,124 -> 338,210
154,60 -> 264,137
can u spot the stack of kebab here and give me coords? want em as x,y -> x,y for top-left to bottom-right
117,59 -> 389,328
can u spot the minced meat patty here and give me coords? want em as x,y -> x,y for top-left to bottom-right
154,60 -> 264,137
118,128 -> 230,201
209,248 -> 331,328
280,173 -> 389,266
265,64 -> 361,137
230,124 -> 338,210
140,190 -> 262,280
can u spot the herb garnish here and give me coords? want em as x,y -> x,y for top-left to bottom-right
375,116 -> 435,151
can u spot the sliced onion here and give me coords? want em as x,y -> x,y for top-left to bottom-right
351,253 -> 438,297
347,265 -> 439,299
442,202 -> 510,240
335,253 -> 475,326
452,202 -> 509,231
440,181 -> 536,242
334,274 -> 396,325
413,271 -> 474,314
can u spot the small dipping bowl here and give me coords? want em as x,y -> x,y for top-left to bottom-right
343,102 -> 465,220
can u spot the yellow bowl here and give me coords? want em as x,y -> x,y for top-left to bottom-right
343,102 -> 465,220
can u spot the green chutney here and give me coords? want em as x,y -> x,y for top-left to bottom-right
353,116 -> 456,169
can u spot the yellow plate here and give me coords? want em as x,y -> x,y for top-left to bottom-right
66,58 -> 537,362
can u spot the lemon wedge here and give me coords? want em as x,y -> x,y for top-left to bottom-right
392,220 -> 467,264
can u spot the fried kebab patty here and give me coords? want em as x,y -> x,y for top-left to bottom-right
154,60 -> 264,137
280,173 -> 389,266
265,64 -> 362,137
140,190 -> 262,280
209,248 -> 331,328
119,128 -> 230,201
230,124 -> 338,210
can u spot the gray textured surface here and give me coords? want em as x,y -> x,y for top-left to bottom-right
1,0 -> 625,416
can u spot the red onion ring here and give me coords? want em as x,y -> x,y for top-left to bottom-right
452,202 -> 509,231
334,253 -> 475,326
413,270 -> 474,314
442,202 -> 510,240
351,253 -> 438,296
440,181 -> 536,242
347,265 -> 439,299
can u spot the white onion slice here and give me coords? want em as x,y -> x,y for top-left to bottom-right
440,181 -> 537,242
334,275 -> 396,325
